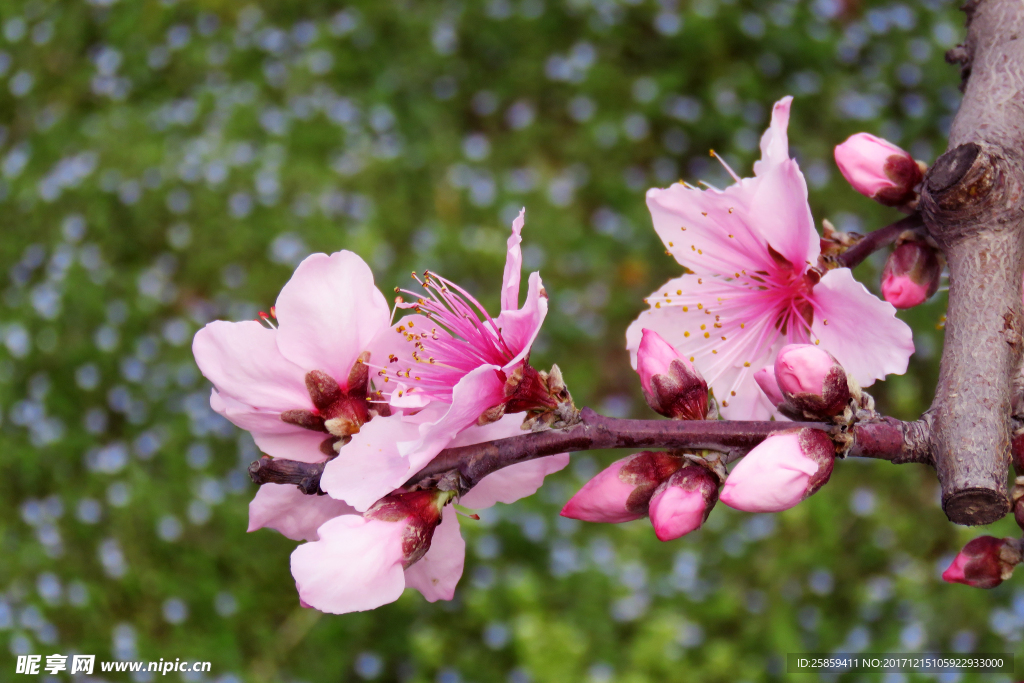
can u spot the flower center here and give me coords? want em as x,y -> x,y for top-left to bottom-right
279,353 -> 386,456
381,272 -> 515,403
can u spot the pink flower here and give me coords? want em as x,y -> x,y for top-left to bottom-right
193,251 -> 395,537
636,328 -> 709,420
561,451 -> 684,523
291,489 -> 451,614
942,536 -> 1019,589
880,240 -> 942,309
193,251 -> 392,463
296,418 -> 569,613
648,465 -> 719,541
753,365 -> 785,407
627,97 -> 913,420
719,428 -> 834,513
834,133 -> 923,206
381,209 -> 550,465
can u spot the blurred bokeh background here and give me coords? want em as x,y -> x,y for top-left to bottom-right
1,0 -> 1022,681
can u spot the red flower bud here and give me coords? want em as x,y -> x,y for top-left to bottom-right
720,428 -> 835,513
834,133 -> 923,207
636,328 -> 709,420
561,451 -> 684,523
774,344 -> 852,419
648,465 -> 719,541
942,536 -> 1022,589
880,240 -> 943,309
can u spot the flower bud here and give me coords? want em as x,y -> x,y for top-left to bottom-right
834,133 -> 924,207
719,428 -> 835,513
364,489 -> 449,567
754,365 -> 785,407
636,328 -> 709,420
561,451 -> 684,523
880,240 -> 942,309
942,536 -> 1022,589
648,465 -> 720,541
774,344 -> 852,419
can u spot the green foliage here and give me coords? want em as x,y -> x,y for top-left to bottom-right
0,0 -> 1020,681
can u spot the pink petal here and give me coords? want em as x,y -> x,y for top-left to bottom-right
753,96 -> 793,174
461,453 -> 570,509
501,208 -> 525,311
274,251 -> 391,389
646,96 -> 817,277
248,483 -> 355,541
753,366 -> 785,407
495,272 -> 548,368
211,391 -> 330,463
744,152 -> 819,269
320,408 -> 446,512
404,506 -> 465,602
193,320 -> 310,411
810,268 -> 914,387
291,515 -> 407,614
397,365 -> 508,465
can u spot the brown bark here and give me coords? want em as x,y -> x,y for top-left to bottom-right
249,411 -> 934,495
918,0 -> 1024,525
836,214 -> 924,270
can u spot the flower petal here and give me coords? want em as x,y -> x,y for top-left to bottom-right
495,272 -> 548,368
248,483 -> 355,541
193,320 -> 310,411
397,365 -> 508,465
291,515 -> 407,614
744,155 -> 819,269
810,268 -> 914,387
461,454 -> 569,509
320,408 -> 447,512
646,96 -> 817,277
275,251 -> 391,388
403,506 -> 465,602
501,208 -> 525,311
211,390 -> 329,463
753,96 -> 794,174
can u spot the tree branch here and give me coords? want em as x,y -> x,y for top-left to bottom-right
836,213 -> 925,270
248,409 -> 935,496
918,0 -> 1024,525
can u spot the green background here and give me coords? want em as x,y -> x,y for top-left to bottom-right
0,0 -> 1020,681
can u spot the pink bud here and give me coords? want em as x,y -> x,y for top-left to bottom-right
719,428 -> 834,513
648,465 -> 719,541
774,344 -> 852,419
942,536 -> 1021,589
880,241 -> 942,309
636,328 -> 708,420
754,365 -> 785,407
775,344 -> 833,395
561,451 -> 684,523
834,133 -> 923,206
